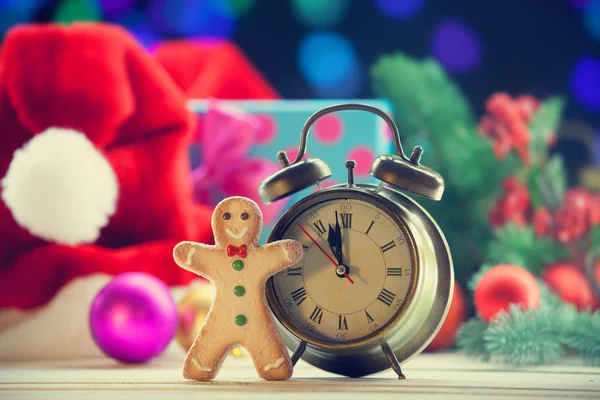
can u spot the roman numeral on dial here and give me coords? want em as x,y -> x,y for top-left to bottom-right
377,288 -> 396,307
291,287 -> 307,305
338,315 -> 348,330
309,306 -> 323,324
365,220 -> 375,235
340,213 -> 352,228
380,240 -> 396,253
313,220 -> 326,236
287,267 -> 302,276
387,267 -> 402,276
365,310 -> 374,323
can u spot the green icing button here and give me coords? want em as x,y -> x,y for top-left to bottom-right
235,314 -> 247,326
232,260 -> 244,271
233,286 -> 245,297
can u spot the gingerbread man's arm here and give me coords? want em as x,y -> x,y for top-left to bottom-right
260,240 -> 304,277
173,241 -> 219,280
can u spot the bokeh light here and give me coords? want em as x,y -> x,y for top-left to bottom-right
114,10 -> 161,50
0,0 -> 37,36
54,0 -> 101,24
595,128 -> 600,163
583,0 -> 600,42
570,56 -> 600,110
313,114 -> 344,145
226,0 -> 255,16
374,0 -> 425,19
298,32 -> 364,97
430,19 -> 482,73
347,146 -> 375,177
255,114 -> 278,146
0,0 -> 50,10
148,0 -> 235,38
570,0 -> 592,10
291,0 -> 350,28
99,0 -> 135,19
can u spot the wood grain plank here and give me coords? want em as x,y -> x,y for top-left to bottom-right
0,353 -> 598,399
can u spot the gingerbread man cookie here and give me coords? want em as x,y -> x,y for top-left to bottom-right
173,197 -> 303,381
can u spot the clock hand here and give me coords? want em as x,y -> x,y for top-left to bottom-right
334,211 -> 343,265
296,222 -> 354,284
327,224 -> 342,265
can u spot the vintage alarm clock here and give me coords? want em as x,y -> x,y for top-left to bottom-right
258,103 -> 453,379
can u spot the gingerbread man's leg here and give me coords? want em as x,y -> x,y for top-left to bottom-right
244,324 -> 293,381
183,330 -> 232,381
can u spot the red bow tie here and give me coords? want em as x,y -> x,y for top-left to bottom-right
227,244 -> 247,258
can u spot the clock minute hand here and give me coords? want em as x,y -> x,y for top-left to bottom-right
334,211 -> 343,265
327,224 -> 342,264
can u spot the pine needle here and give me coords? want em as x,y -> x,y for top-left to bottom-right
562,310 -> 600,366
467,264 -> 493,292
485,224 -> 570,274
484,305 -> 564,365
456,317 -> 488,360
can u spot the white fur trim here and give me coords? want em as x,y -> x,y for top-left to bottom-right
0,127 -> 118,245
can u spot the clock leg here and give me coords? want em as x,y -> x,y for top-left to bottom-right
381,342 -> 406,380
291,340 -> 307,366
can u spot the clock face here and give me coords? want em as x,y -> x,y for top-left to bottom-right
269,194 -> 417,346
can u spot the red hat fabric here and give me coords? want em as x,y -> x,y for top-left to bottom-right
0,23 -> 214,309
154,40 -> 279,100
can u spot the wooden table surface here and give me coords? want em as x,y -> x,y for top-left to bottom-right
0,352 -> 598,399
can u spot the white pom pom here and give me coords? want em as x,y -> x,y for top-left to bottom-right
1,127 -> 118,245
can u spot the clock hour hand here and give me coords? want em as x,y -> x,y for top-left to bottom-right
327,224 -> 342,265
334,211 -> 343,265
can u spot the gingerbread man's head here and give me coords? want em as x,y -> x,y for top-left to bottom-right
212,197 -> 263,247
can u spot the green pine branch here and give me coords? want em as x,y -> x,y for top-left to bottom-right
371,54 -> 476,143
456,317 -> 488,359
564,310 -> 600,366
457,281 -> 600,366
484,305 -> 565,365
485,223 -> 570,274
370,53 -> 520,284
591,226 -> 600,254
528,97 -> 566,166
528,155 -> 567,211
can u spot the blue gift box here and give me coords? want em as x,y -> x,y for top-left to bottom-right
188,99 -> 393,243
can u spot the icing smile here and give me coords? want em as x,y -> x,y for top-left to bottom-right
226,226 -> 248,239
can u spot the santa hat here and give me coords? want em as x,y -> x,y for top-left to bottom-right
0,23 -> 213,309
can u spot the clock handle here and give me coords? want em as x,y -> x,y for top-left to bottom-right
292,103 -> 411,165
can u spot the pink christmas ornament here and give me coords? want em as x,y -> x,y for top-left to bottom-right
89,272 -> 178,364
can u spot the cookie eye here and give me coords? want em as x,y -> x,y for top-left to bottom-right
223,212 -> 231,220
240,212 -> 249,220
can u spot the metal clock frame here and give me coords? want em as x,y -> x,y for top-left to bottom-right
266,183 -> 453,378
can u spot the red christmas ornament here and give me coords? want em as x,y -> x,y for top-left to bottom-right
542,262 -> 598,312
474,264 -> 540,323
426,282 -> 467,351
